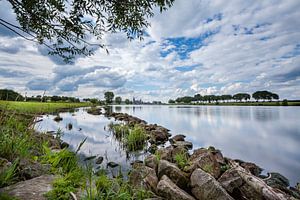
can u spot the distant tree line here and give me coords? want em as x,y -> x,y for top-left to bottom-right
170,90 -> 280,104
0,89 -> 80,102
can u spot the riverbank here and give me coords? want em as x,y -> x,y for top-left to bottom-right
169,100 -> 300,106
1,104 -> 299,199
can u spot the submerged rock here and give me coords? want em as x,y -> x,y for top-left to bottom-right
157,175 -> 196,200
0,175 -> 55,200
107,162 -> 119,168
53,115 -> 63,122
95,156 -> 104,165
190,168 -> 234,200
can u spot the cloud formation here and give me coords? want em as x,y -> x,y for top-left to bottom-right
0,0 -> 299,101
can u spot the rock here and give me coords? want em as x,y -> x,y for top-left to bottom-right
0,175 -> 55,200
53,115 -> 63,122
218,168 -> 243,193
158,160 -> 189,190
107,162 -> 119,168
130,160 -> 144,166
151,130 -> 169,143
145,155 -> 159,172
0,158 -> 12,173
171,146 -> 189,163
190,168 -> 234,200
186,151 -> 221,178
67,123 -> 73,130
240,162 -> 262,176
148,144 -> 158,154
263,172 -> 290,188
95,156 -> 104,164
156,146 -> 173,162
157,175 -> 196,200
172,141 -> 193,150
211,150 -> 226,165
87,107 -> 102,115
171,134 -> 186,142
19,159 -> 50,180
297,183 -> 300,191
60,141 -> 69,149
129,165 -> 158,193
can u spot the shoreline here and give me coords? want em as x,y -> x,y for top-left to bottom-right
1,105 -> 299,199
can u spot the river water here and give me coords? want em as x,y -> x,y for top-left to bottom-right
35,105 -> 300,185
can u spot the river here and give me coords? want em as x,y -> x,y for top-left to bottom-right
35,105 -> 300,185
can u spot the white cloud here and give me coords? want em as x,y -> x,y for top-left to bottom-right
0,0 -> 299,101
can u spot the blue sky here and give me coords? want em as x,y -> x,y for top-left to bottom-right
0,0 -> 300,101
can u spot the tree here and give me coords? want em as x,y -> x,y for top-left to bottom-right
0,89 -> 24,101
252,91 -> 278,102
115,96 -> 122,104
125,99 -> 131,105
104,91 -> 114,104
2,0 -> 174,63
168,99 -> 175,104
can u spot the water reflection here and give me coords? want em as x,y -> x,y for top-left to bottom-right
35,105 -> 300,185
112,105 -> 300,185
35,108 -> 146,174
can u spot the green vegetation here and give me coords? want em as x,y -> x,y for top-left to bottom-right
0,89 -> 24,101
109,123 -> 148,152
125,125 -> 147,151
4,0 -> 174,62
175,90 -> 281,104
104,91 -> 115,104
115,96 -> 122,104
174,151 -> 189,170
0,101 -> 90,114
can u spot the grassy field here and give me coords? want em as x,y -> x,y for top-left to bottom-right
0,100 -> 91,114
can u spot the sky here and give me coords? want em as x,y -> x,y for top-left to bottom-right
0,0 -> 300,102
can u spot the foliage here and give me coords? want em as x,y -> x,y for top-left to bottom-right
282,99 -> 288,106
0,159 -> 19,188
125,99 -> 132,104
115,96 -> 122,104
125,125 -> 147,151
104,91 -> 115,104
0,193 -> 19,200
233,93 -> 251,102
174,151 -> 189,170
252,91 -> 279,101
168,99 -> 175,104
4,0 -> 174,62
0,89 -> 24,101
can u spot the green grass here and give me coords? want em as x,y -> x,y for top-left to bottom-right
125,125 -> 147,152
174,151 -> 189,170
0,100 -> 90,114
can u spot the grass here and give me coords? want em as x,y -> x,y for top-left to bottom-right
0,101 -> 153,200
174,151 -> 189,170
109,123 -> 147,152
0,100 -> 90,114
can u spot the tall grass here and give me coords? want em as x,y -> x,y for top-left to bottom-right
125,125 -> 147,151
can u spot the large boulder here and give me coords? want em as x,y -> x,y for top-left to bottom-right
186,151 -> 221,178
156,146 -> 173,162
190,168 -> 234,200
145,155 -> 159,172
158,160 -> 189,190
129,164 -> 158,193
157,175 -> 196,200
0,175 -> 55,200
240,162 -> 262,176
218,168 -> 243,194
171,146 -> 189,163
19,159 -> 50,180
172,141 -> 193,150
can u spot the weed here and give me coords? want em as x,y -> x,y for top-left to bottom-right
125,125 -> 147,152
174,151 -> 189,170
0,159 -> 19,187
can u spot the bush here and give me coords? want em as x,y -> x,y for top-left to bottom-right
282,99 -> 288,106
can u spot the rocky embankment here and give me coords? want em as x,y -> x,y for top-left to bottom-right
106,111 -> 300,200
